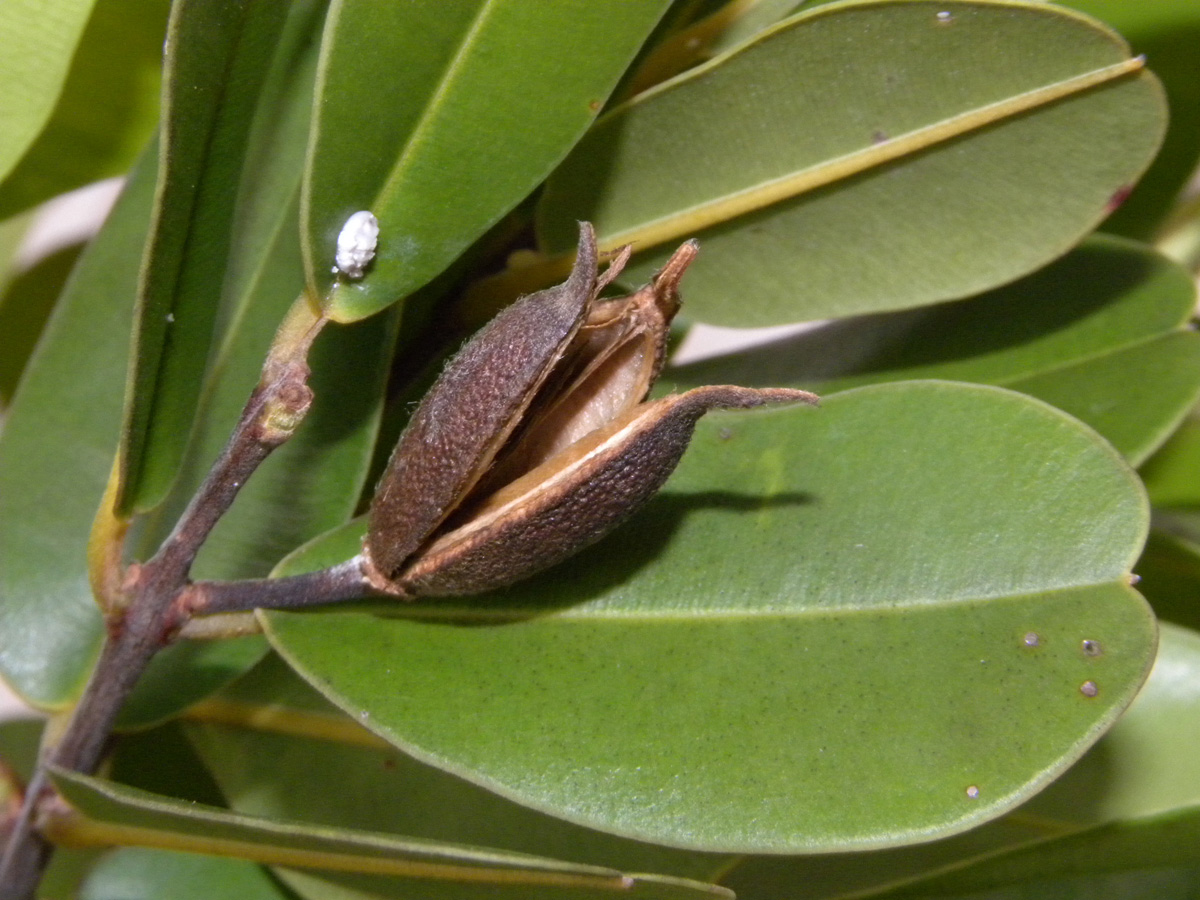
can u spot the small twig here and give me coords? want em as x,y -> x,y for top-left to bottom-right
182,557 -> 374,617
0,303 -> 330,899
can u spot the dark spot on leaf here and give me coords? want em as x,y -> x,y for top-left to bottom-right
1107,185 -> 1133,213
872,130 -> 889,144
1082,639 -> 1102,657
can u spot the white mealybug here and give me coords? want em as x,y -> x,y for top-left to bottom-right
333,210 -> 379,279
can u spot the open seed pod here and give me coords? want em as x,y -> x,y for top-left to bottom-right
363,223 -> 818,597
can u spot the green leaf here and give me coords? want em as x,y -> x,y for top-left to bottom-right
1141,411 -> 1200,508
0,149 -> 156,709
0,0 -> 96,185
0,0 -> 168,219
721,622 -> 1200,899
1058,0 -> 1200,240
1004,331 -> 1200,466
264,381 -> 1154,852
706,0 -> 807,56
669,235 -> 1200,464
873,797 -> 1200,895
129,0 -> 395,584
275,868 -> 728,900
0,243 -> 82,408
51,771 -> 728,899
304,0 -> 671,322
117,0 -> 292,514
115,0 -> 400,724
1134,529 -> 1200,633
184,658 -> 730,883
109,721 -> 227,807
0,2 -> 362,724
81,849 -> 288,900
116,636 -> 270,730
535,0 -> 1166,325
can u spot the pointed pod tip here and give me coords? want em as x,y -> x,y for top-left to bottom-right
676,385 -> 820,414
571,221 -> 598,275
596,243 -> 634,295
758,387 -> 820,407
655,240 -> 701,290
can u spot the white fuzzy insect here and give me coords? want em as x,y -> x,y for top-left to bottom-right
333,210 -> 379,279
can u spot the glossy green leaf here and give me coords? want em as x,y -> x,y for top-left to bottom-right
109,721 -> 228,807
304,0 -> 670,322
1141,411 -> 1200,508
722,622 -> 1200,899
264,381 -> 1154,852
871,809 -> 1200,898
0,244 -> 82,408
0,0 -> 168,219
1004,331 -> 1200,465
1060,0 -> 1200,240
0,213 -> 31,285
669,235 -> 1200,464
1135,529 -> 1200,633
51,771 -> 727,899
115,0 -> 400,724
116,637 -> 269,730
536,0 -> 1165,326
0,0 -> 95,185
117,0 -> 291,514
0,150 -> 156,709
129,0 -> 394,584
706,0 -> 807,55
184,658 -> 730,883
81,848 -> 288,900
0,2 -> 369,724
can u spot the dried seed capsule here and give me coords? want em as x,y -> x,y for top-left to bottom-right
362,224 -> 818,598
366,224 -> 600,578
398,385 -> 816,596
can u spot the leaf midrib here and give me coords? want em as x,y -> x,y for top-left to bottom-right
300,578 -> 1137,625
602,57 -> 1145,253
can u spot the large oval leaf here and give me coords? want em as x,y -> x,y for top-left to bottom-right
183,656 -> 729,883
1141,410 -> 1200,509
264,381 -> 1155,852
669,235 -> 1200,464
1062,0 -> 1200,240
531,0 -> 1166,326
304,0 -> 670,322
853,637 -> 1200,899
721,621 -> 1200,899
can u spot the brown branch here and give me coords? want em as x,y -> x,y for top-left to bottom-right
0,320 -> 326,899
182,557 -> 375,617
